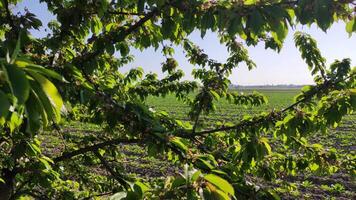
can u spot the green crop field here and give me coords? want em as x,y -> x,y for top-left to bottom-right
45,89 -> 356,199
147,89 -> 301,123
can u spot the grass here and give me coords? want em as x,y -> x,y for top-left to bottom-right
42,88 -> 355,199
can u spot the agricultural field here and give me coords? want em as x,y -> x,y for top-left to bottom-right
42,89 -> 355,199
147,89 -> 300,124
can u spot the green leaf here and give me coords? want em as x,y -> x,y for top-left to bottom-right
161,18 -> 176,39
10,34 -> 21,63
204,174 -> 234,196
315,0 -> 333,32
26,141 -> 41,156
295,0 -> 313,25
40,155 -> 54,164
248,9 -> 265,34
21,62 -> 67,82
201,12 -> 215,31
195,158 -> 215,170
346,19 -> 356,37
309,163 -> 319,171
271,21 -> 288,44
106,44 -> 115,55
133,181 -> 149,198
265,189 -> 281,200
8,112 -> 22,132
91,16 -> 103,35
28,72 -> 63,122
170,137 -> 188,153
209,90 -> 220,100
211,189 -> 231,200
25,90 -> 49,132
125,191 -> 140,200
227,15 -> 243,36
110,192 -> 127,200
0,90 -> 10,120
191,170 -> 202,182
119,43 -> 130,56
244,0 -> 257,5
172,176 -> 186,188
2,64 -> 30,104
260,137 -> 272,155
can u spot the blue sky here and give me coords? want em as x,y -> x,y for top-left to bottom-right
15,1 -> 356,85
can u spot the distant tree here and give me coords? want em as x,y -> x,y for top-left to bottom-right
0,0 -> 355,199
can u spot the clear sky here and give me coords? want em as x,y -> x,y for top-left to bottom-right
15,1 -> 356,85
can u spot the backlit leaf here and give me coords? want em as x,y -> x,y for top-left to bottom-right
28,72 -> 63,122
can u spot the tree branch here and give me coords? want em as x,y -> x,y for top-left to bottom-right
93,150 -> 130,189
107,10 -> 144,16
178,75 -> 351,138
77,6 -> 161,65
54,138 -> 140,162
